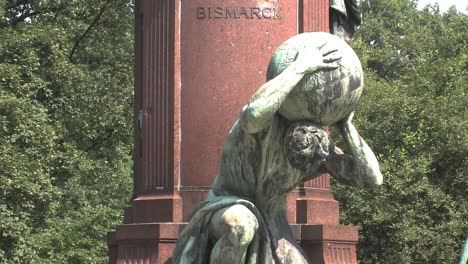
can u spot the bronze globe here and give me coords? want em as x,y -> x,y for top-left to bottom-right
267,32 -> 363,125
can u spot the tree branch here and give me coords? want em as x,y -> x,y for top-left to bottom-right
85,129 -> 114,152
6,0 -> 28,10
2,1 -> 65,28
68,0 -> 112,62
10,10 -> 40,26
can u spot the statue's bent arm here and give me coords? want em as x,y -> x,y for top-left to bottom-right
239,45 -> 341,134
326,112 -> 383,189
239,65 -> 305,134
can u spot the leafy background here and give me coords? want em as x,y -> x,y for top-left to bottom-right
1,0 -> 134,263
332,1 -> 467,263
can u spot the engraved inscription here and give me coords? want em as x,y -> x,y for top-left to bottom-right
197,6 -> 281,20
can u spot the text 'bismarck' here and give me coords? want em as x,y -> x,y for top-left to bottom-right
197,6 -> 281,20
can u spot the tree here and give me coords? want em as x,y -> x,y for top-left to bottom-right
331,0 -> 467,263
0,1 -> 134,263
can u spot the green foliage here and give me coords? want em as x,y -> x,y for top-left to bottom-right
0,0 -> 134,263
332,0 -> 467,263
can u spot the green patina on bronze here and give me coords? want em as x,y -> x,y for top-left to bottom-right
268,32 -> 364,125
173,32 -> 382,264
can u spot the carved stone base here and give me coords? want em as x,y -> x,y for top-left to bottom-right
287,187 -> 340,225
108,223 -> 179,264
108,223 -> 357,264
123,194 -> 182,224
292,224 -> 358,264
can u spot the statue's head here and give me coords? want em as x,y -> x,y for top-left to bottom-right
267,32 -> 363,125
285,121 -> 329,171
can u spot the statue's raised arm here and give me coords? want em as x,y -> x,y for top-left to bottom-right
239,44 -> 341,134
325,112 -> 383,189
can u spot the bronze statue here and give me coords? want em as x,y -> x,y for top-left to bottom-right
172,32 -> 382,263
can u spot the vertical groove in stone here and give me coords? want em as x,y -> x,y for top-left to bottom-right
136,0 -> 175,194
167,0 -> 175,191
163,0 -> 170,189
304,174 -> 330,189
156,0 -> 162,189
326,245 -> 356,264
119,246 -> 153,264
302,0 -> 330,32
144,1 -> 151,191
346,247 -> 352,262
149,0 -> 155,191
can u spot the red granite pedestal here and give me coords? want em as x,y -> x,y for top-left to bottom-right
108,0 -> 358,263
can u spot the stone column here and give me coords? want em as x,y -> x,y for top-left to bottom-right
108,1 -> 182,262
124,0 -> 182,224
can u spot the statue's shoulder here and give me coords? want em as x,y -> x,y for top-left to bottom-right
225,117 -> 277,146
